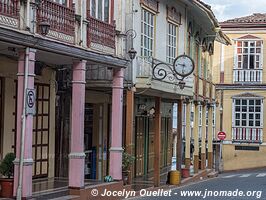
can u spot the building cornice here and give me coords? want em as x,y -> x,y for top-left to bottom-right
216,84 -> 266,90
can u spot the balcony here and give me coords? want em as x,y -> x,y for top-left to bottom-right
0,0 -> 19,28
232,127 -> 263,143
87,14 -> 116,50
233,69 -> 262,83
36,0 -> 75,42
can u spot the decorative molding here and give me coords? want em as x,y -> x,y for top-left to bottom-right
0,15 -> 19,28
140,0 -> 159,13
90,42 -> 115,55
47,30 -> 75,44
166,6 -> 181,25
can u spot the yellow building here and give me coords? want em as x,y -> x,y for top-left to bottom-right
213,13 -> 266,171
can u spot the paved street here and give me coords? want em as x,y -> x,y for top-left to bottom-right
135,169 -> 266,200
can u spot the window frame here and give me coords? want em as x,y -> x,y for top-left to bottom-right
233,98 -> 263,128
166,22 -> 178,64
234,39 -> 263,70
90,0 -> 111,23
198,105 -> 202,139
141,8 -> 155,58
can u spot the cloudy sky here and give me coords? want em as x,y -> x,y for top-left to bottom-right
203,0 -> 266,22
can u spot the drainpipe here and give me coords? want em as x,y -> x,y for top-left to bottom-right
16,47 -> 30,200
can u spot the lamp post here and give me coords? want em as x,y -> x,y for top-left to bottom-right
39,21 -> 50,35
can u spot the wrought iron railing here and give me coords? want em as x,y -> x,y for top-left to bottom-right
232,127 -> 263,143
37,0 -> 75,36
0,0 -> 19,18
87,14 -> 116,49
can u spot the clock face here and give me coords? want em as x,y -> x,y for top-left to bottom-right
173,55 -> 195,77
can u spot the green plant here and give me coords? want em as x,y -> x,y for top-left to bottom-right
122,151 -> 135,171
0,153 -> 15,178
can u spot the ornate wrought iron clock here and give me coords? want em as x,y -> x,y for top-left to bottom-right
173,55 -> 195,77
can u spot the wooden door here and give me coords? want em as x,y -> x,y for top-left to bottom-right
32,83 -> 50,178
135,116 -> 145,176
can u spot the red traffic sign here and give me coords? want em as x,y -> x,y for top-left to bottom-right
217,131 -> 226,140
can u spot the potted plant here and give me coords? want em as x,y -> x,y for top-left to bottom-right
0,152 -> 15,198
122,151 -> 135,185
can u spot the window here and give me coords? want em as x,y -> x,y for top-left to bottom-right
54,0 -> 67,6
166,22 -> 178,64
90,0 -> 110,23
236,40 -> 262,69
234,99 -> 262,127
141,9 -> 154,57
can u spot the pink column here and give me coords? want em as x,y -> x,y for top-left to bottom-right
13,48 -> 36,198
69,60 -> 87,188
109,68 -> 124,180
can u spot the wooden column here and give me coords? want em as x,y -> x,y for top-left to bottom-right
201,103 -> 207,170
185,102 -> 191,169
207,104 -> 213,169
193,102 -> 199,173
176,100 -> 182,171
154,97 -> 161,187
125,89 -> 134,184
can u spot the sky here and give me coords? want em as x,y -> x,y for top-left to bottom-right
203,0 -> 266,22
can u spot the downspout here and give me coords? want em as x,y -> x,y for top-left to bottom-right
16,47 -> 30,200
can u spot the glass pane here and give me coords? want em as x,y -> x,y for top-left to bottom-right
256,48 -> 261,53
237,48 -> 242,53
256,121 -> 260,126
243,55 -> 248,69
236,99 -> 240,105
236,120 -> 240,126
255,114 -> 260,119
242,100 -> 247,105
242,120 -> 246,126
250,48 -> 255,53
236,113 -> 240,119
242,106 -> 247,112
235,106 -> 240,112
249,100 -> 254,105
256,100 -> 261,105
249,113 -> 254,119
237,41 -> 242,47
249,121 -> 254,126
242,113 -> 246,119
250,55 -> 254,69
255,106 -> 261,112
249,106 -> 254,112
243,48 -> 248,53
256,41 -> 261,47
250,42 -> 255,47
104,0 -> 109,23
244,42 -> 248,47
91,0 -> 96,17
98,0 -> 103,20
238,55 -> 242,61
256,62 -> 260,68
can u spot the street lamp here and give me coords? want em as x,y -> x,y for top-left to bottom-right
39,21 -> 50,35
128,47 -> 137,60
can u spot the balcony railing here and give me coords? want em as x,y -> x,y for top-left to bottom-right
87,14 -> 116,49
0,0 -> 19,18
36,0 -> 75,36
232,127 -> 263,143
136,56 -> 153,77
233,69 -> 262,83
